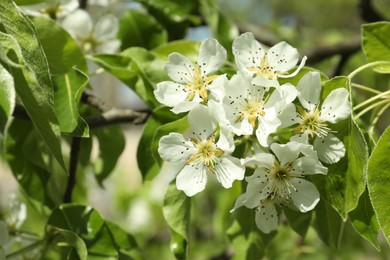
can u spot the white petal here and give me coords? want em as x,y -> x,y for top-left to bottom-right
176,164 -> 207,196
320,88 -> 351,123
171,101 -> 200,114
154,81 -> 188,107
197,39 -> 227,75
216,126 -> 235,153
291,156 -> 328,176
207,100 -> 230,126
207,74 -> 227,102
266,83 -> 298,114
230,193 -> 247,212
289,178 -> 320,212
278,56 -> 307,78
241,153 -> 275,170
214,156 -> 245,188
188,105 -> 217,140
62,9 -> 93,39
297,72 -> 321,112
95,40 -> 121,54
252,76 -> 280,89
255,116 -> 280,147
270,142 -> 301,166
290,133 -> 309,144
94,14 -> 119,42
314,134 -> 346,164
278,103 -> 299,128
255,202 -> 278,233
165,53 -> 194,83
233,32 -> 265,74
158,133 -> 196,162
267,41 -> 299,73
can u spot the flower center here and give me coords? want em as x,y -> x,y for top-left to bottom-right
235,97 -> 265,127
185,64 -> 218,102
81,36 -> 100,53
187,135 -> 224,172
248,56 -> 277,80
296,107 -> 330,138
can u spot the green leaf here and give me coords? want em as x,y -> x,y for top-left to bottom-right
0,1 -> 66,170
14,0 -> 45,5
311,77 -> 367,219
163,183 -> 191,259
118,9 -> 167,50
362,22 -> 390,73
313,199 -> 344,249
0,221 -> 8,245
367,126 -> 390,245
227,207 -> 276,260
47,204 -> 118,258
152,40 -> 200,61
31,16 -> 87,74
0,63 -> 15,135
105,221 -> 140,259
53,68 -> 89,137
93,125 -> 126,185
283,208 -> 312,238
349,188 -> 380,250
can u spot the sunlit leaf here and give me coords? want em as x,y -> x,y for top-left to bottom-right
367,126 -> 390,245
362,22 -> 390,73
152,40 -> 200,61
0,63 -> 15,135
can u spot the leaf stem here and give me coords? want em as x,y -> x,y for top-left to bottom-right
347,61 -> 390,79
353,90 -> 390,111
351,83 -> 382,95
368,103 -> 390,136
354,99 -> 389,120
6,239 -> 44,259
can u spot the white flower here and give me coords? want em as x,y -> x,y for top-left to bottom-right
154,39 -> 227,114
232,32 -> 306,87
158,105 -> 245,196
20,0 -> 78,19
62,9 -> 121,53
231,142 -> 327,233
209,73 -> 297,147
288,72 -> 351,164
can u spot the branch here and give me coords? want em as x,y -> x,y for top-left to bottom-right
86,108 -> 150,129
78,0 -> 88,9
63,137 -> 81,203
359,0 -> 385,22
81,91 -> 111,112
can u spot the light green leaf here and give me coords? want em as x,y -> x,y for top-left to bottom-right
311,77 -> 367,219
118,9 -> 167,50
0,221 -> 8,245
0,0 -> 66,170
14,0 -> 45,5
0,63 -> 15,135
349,188 -> 380,250
53,68 -> 89,137
31,16 -> 87,74
152,40 -> 200,61
163,183 -> 191,259
93,125 -> 125,185
367,126 -> 390,245
362,22 -> 390,73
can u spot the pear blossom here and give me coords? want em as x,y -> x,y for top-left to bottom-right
232,32 -> 306,87
154,39 -> 227,114
288,72 -> 351,164
158,105 -> 245,196
209,73 -> 297,147
231,142 -> 327,233
20,0 -> 78,19
62,9 -> 121,54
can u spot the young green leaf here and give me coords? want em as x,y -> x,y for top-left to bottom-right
362,22 -> 390,73
0,63 -> 15,135
367,126 -> 390,245
152,40 -> 200,61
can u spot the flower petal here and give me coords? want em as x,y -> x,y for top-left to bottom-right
158,133 -> 196,162
165,53 -> 194,83
297,72 -> 321,112
94,14 -> 119,42
255,115 -> 280,147
255,201 -> 278,233
171,101 -> 201,114
214,156 -> 245,188
267,41 -> 299,73
266,83 -> 298,114
62,9 -> 93,39
216,125 -> 235,153
320,88 -> 351,123
289,178 -> 320,212
207,74 -> 227,102
95,40 -> 121,54
176,164 -> 207,196
278,103 -> 299,128
233,32 -> 265,74
198,39 -> 227,75
270,142 -> 301,166
188,105 -> 217,140
290,133 -> 309,144
314,133 -> 346,164
154,81 -> 188,107
241,153 -> 275,170
291,156 -> 328,176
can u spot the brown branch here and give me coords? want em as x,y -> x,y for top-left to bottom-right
63,137 -> 81,203
86,108 -> 150,129
81,91 -> 111,112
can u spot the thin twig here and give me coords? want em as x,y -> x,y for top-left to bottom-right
86,108 -> 150,128
63,137 -> 81,203
81,91 -> 111,112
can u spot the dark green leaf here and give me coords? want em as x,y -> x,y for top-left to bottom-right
362,22 -> 390,73
0,1 -> 66,170
163,183 -> 191,259
118,9 -> 167,50
349,188 -> 380,250
53,68 -> 89,137
0,63 -> 15,135
14,0 -> 45,5
367,126 -> 390,244
105,221 -> 140,259
284,208 -> 312,238
31,15 -> 87,74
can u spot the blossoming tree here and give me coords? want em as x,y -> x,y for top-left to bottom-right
0,0 -> 390,259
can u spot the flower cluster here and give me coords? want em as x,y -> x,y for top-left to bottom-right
155,32 -> 351,233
